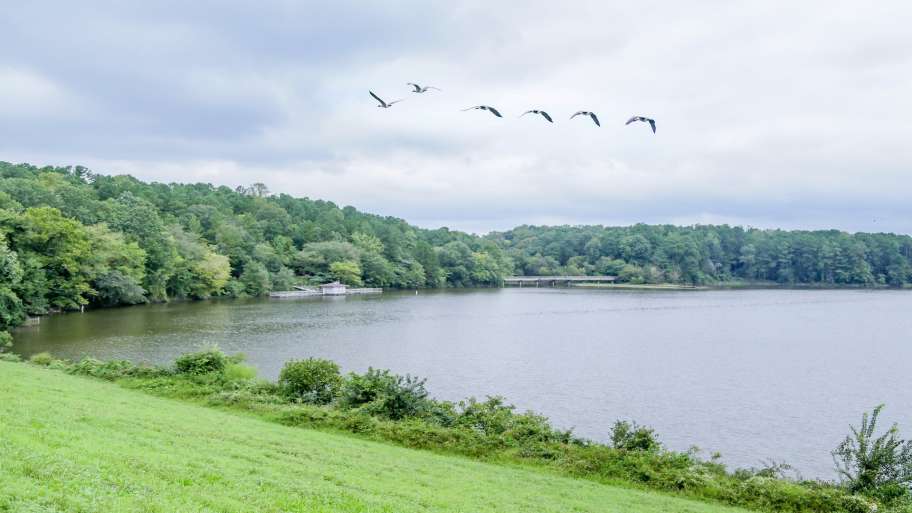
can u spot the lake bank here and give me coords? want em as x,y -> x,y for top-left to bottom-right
569,283 -> 709,290
2,361 -> 758,513
10,288 -> 912,479
7,355 -> 889,513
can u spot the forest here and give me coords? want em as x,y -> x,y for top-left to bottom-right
493,224 -> 912,287
0,162 -> 511,344
2,161 -> 911,344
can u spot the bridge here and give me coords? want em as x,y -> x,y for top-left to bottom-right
503,275 -> 617,287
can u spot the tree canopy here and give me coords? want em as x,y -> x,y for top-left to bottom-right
490,224 -> 912,286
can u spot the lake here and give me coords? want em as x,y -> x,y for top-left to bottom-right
11,288 -> 912,479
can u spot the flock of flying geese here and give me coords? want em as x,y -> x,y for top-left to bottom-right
369,83 -> 657,133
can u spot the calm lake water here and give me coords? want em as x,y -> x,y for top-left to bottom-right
12,288 -> 912,479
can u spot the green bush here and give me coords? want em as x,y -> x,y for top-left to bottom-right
0,352 -> 21,362
340,368 -> 432,420
453,396 -> 572,445
28,351 -> 54,366
278,358 -> 341,404
174,348 -> 228,375
0,331 -> 13,353
65,356 -> 170,380
833,404 -> 912,497
224,362 -> 257,382
611,420 -> 661,452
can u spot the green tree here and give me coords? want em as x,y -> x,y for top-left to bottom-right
329,261 -> 363,286
270,266 -> 297,291
0,235 -> 25,330
351,232 -> 384,254
108,193 -> 176,300
85,224 -> 147,306
240,261 -> 272,296
12,207 -> 94,310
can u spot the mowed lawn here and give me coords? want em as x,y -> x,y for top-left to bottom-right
0,362 -> 750,513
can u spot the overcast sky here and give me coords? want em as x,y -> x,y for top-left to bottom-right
2,1 -> 910,234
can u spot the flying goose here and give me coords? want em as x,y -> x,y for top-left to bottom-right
521,110 -> 553,123
370,91 -> 404,108
407,83 -> 441,93
570,111 -> 600,127
626,116 -> 656,133
461,105 -> 503,118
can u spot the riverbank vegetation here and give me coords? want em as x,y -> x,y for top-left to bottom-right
1,360 -> 753,513
3,161 -> 912,344
6,349 -> 911,513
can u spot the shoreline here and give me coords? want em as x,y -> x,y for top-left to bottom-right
568,283 -> 709,290
563,281 -> 912,291
0,353 -> 882,513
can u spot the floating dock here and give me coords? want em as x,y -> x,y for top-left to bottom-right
269,282 -> 381,298
502,275 -> 617,287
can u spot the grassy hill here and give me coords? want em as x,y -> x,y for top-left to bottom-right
0,361 -> 749,513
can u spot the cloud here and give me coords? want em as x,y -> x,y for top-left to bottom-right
1,0 -> 911,234
0,67 -> 86,118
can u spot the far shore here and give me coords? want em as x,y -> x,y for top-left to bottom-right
569,283 -> 709,290
561,281 -> 912,291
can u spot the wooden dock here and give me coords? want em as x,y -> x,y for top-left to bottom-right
269,287 -> 382,298
502,275 -> 617,287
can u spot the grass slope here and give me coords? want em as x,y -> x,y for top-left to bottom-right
0,362 -> 750,513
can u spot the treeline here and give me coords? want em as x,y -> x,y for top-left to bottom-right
0,162 -> 511,341
491,224 -> 912,286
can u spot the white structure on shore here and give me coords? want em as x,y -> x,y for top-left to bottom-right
319,281 -> 347,296
269,282 -> 381,299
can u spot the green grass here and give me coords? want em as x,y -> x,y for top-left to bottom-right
0,362 -> 751,513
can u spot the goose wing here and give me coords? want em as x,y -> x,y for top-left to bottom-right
570,111 -> 583,119
370,91 -> 387,107
387,99 -> 405,106
541,111 -> 553,123
487,106 -> 503,118
589,112 -> 600,126
625,116 -> 640,125
461,106 -> 481,111
426,86 -> 441,91
648,119 -> 656,133
406,83 -> 421,92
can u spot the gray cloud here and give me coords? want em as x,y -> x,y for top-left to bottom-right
2,0 -> 910,234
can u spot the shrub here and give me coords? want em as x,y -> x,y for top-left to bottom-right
734,459 -> 796,481
833,404 -> 912,495
278,358 -> 342,404
28,351 -> 54,366
451,396 -> 572,445
0,352 -> 21,362
68,357 -> 166,380
0,331 -> 12,353
174,348 -> 228,375
224,362 -> 258,382
611,420 -> 661,452
341,368 -> 432,420
454,396 -> 515,436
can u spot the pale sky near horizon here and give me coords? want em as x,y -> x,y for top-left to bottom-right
2,1 -> 910,234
